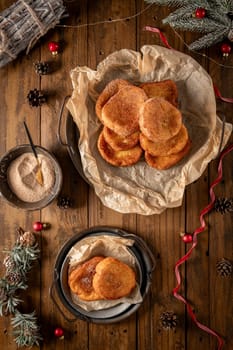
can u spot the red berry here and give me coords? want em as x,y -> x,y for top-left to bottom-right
48,41 -> 59,55
195,8 -> 206,19
182,234 -> 193,243
33,221 -> 43,232
54,327 -> 64,338
221,43 -> 231,56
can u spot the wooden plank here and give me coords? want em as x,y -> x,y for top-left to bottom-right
208,46 -> 233,350
136,208 -> 186,350
0,2 -> 41,350
86,1 -> 138,349
182,39 -> 211,349
185,172 -> 210,349
136,3 -> 186,349
38,1 -> 89,349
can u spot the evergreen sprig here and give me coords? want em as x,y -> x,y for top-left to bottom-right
0,279 -> 24,315
12,311 -> 43,347
145,0 -> 233,49
0,227 -> 42,347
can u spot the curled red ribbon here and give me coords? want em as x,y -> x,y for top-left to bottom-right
174,143 -> 233,350
143,26 -> 172,49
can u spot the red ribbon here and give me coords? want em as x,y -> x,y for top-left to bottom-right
174,143 -> 233,350
214,85 -> 233,103
143,26 -> 173,49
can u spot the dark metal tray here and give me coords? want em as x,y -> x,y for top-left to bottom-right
51,226 -> 155,324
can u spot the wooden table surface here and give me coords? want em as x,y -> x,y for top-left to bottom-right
0,1 -> 232,349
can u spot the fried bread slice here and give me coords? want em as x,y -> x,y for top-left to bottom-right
145,139 -> 191,170
101,85 -> 147,137
97,131 -> 143,166
92,257 -> 136,300
140,79 -> 178,107
95,79 -> 131,121
139,97 -> 182,142
140,124 -> 188,156
103,126 -> 140,151
68,256 -> 105,301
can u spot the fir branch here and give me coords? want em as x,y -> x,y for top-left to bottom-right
163,5 -> 201,21
0,228 -> 42,346
145,0 -> 210,7
10,243 -> 40,273
0,279 -> 26,316
189,29 -> 228,50
215,0 -> 233,13
12,310 -> 42,347
164,17 -> 227,32
207,8 -> 232,26
144,0 -> 233,49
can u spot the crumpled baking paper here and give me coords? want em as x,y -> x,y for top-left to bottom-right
66,45 -> 232,215
68,235 -> 143,311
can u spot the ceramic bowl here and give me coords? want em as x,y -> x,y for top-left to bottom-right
0,144 -> 63,210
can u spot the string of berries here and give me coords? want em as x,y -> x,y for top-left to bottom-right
214,197 -> 233,214
0,227 -> 42,347
27,88 -> 46,107
216,258 -> 232,277
160,311 -> 178,330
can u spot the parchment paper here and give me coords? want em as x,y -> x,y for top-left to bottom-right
68,235 -> 143,311
67,45 -> 232,215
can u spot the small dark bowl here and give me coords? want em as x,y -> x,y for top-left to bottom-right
0,144 -> 63,210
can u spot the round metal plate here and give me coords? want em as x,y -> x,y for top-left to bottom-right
53,226 -> 155,323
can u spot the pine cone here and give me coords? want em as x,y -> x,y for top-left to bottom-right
16,227 -> 25,236
214,197 -> 233,214
3,255 -> 16,272
19,231 -> 36,247
57,196 -> 72,209
34,61 -> 50,75
6,271 -> 22,285
160,311 -> 178,330
27,89 -> 46,107
216,258 -> 232,277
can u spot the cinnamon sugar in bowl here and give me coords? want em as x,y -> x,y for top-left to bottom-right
0,145 -> 63,210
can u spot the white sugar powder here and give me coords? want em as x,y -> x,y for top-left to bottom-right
7,153 -> 56,202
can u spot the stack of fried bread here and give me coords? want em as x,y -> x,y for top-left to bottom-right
96,79 -> 146,167
68,256 -> 136,301
96,78 -> 191,170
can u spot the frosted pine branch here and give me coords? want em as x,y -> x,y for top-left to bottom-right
164,17 -> 227,32
12,311 -> 42,347
164,5 -> 203,21
145,0 -> 210,6
0,228 -> 41,346
207,8 -> 232,25
189,29 -> 229,49
144,0 -> 233,49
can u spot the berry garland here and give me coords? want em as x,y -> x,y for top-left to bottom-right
0,227 -> 42,347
